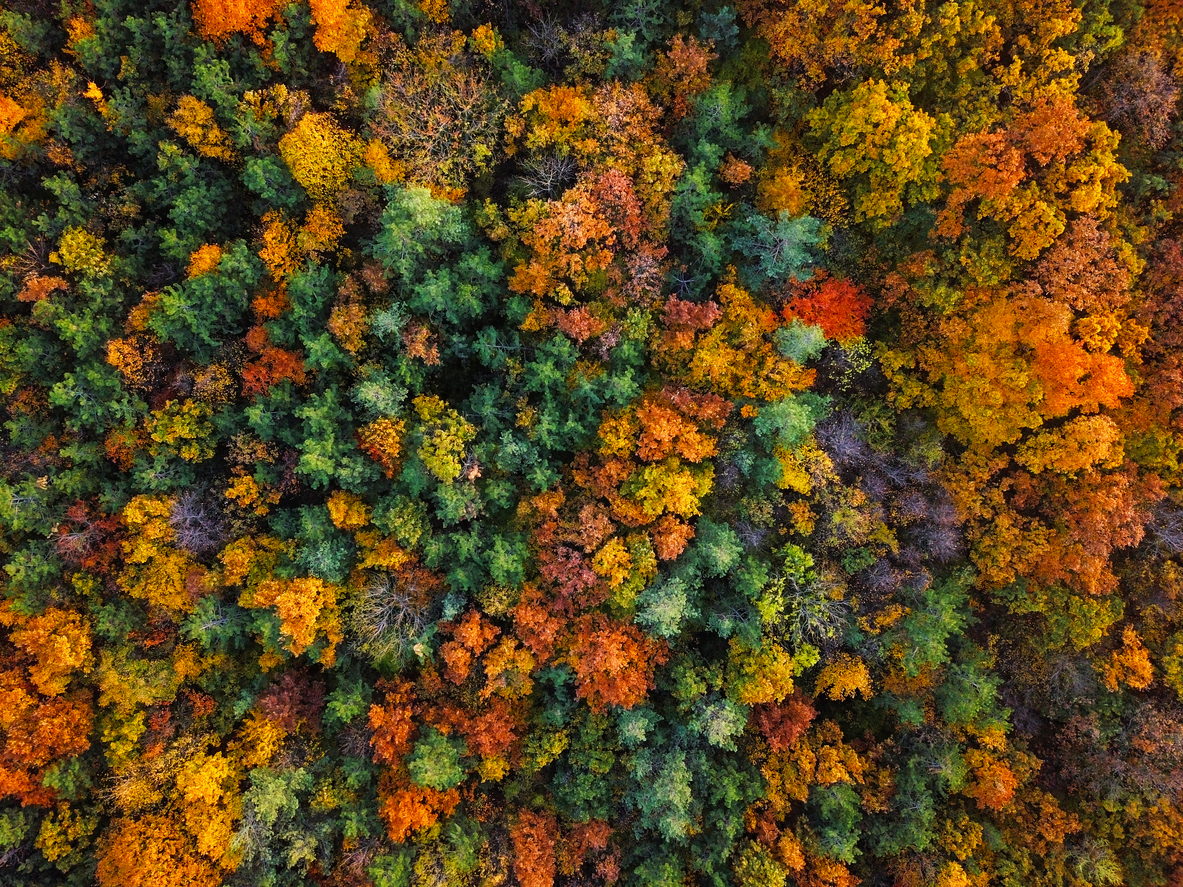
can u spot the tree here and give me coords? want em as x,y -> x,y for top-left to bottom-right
4,606 -> 94,697
783,273 -> 873,341
1099,50 -> 1180,149
97,815 -> 222,887
190,0 -> 285,44
308,0 -> 372,65
566,614 -> 669,711
374,31 -> 508,189
168,96 -> 234,161
242,576 -> 342,663
278,112 -> 363,204
807,79 -> 938,225
511,810 -> 559,887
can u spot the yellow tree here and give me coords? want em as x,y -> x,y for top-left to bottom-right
278,112 -> 363,204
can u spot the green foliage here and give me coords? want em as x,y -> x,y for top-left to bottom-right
729,209 -> 822,290
0,5 -> 1176,887
407,728 -> 467,791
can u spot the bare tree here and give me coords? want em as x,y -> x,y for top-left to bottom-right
519,154 -> 578,200
1099,50 -> 1181,149
169,490 -> 226,558
350,569 -> 436,662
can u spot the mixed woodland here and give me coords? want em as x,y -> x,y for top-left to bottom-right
2,0 -> 1183,885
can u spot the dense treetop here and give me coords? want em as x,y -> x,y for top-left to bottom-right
2,1 -> 1183,886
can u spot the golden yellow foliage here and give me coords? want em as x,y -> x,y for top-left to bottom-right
192,363 -> 235,404
469,23 -> 502,56
231,709 -> 287,769
53,227 -> 110,277
1100,625 -> 1155,692
106,334 -> 160,389
245,577 -> 342,661
418,0 -> 450,23
813,654 -> 873,701
175,750 -> 241,867
259,210 -> 300,280
363,139 -> 404,184
591,537 -> 632,589
327,490 -> 371,530
278,112 -> 363,203
727,639 -> 796,705
309,0 -> 373,64
358,417 -> 407,477
168,96 -> 234,161
217,534 -> 290,588
413,395 -> 477,484
36,802 -> 98,863
0,92 -> 26,135
147,400 -> 215,462
97,814 -> 222,887
298,204 -> 345,255
118,495 -> 200,613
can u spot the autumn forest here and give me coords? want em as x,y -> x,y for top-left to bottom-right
1,0 -> 1182,884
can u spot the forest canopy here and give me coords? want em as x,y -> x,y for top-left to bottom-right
2,1 -> 1183,886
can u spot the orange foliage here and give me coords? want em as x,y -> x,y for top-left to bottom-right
4,606 -> 94,696
190,0 -> 285,44
358,417 -> 407,477
674,280 -> 815,401
565,613 -> 668,711
326,490 -> 370,530
897,288 -> 1133,450
245,577 -> 342,661
650,514 -> 696,560
402,321 -> 441,365
784,273 -> 873,341
511,810 -> 559,887
97,814 -> 222,887
962,749 -> 1019,811
720,154 -> 754,186
328,299 -> 367,353
259,211 -> 300,281
369,679 -> 417,764
600,386 -> 731,466
0,676 -> 93,805
936,95 -> 1125,260
753,692 -> 817,752
186,244 -> 223,278
512,584 -> 566,663
659,295 -> 722,351
16,274 -> 67,302
241,325 -> 307,397
737,0 -> 908,88
1100,625 -> 1155,691
458,698 -> 519,760
648,35 -> 716,119
106,333 -> 162,390
377,767 -> 460,842
298,204 -> 345,255
440,609 -> 500,684
509,186 -> 616,302
512,82 -> 684,227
